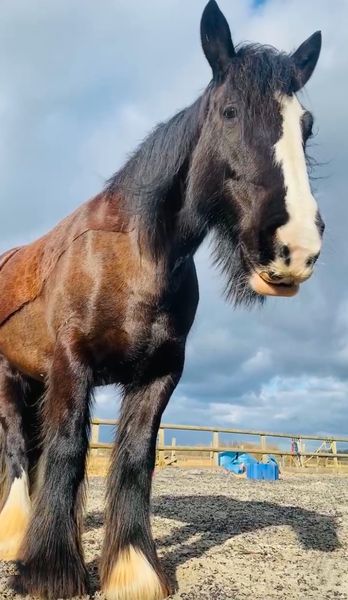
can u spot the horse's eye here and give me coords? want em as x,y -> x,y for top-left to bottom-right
223,106 -> 237,120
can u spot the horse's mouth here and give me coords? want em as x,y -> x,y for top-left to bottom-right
249,271 -> 299,297
239,247 -> 300,298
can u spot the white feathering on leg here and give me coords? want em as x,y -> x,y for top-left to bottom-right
0,469 -> 31,561
103,545 -> 168,600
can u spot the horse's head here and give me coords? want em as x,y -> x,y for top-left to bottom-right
191,0 -> 324,304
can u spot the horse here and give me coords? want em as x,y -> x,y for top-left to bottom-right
0,1 -> 323,599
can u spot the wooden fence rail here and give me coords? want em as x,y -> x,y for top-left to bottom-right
90,418 -> 348,468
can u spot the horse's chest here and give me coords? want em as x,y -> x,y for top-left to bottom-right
86,249 -> 198,384
94,304 -> 174,385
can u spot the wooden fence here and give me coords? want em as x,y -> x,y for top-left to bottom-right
90,418 -> 348,468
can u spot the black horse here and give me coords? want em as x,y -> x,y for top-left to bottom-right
0,1 -> 323,599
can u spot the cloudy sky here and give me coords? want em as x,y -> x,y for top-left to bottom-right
0,0 -> 347,444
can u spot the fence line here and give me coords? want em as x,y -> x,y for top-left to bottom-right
90,418 -> 348,467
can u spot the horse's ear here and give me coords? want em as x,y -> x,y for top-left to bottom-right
291,31 -> 322,92
200,0 -> 235,81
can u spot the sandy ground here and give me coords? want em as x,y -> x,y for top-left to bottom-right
0,469 -> 348,599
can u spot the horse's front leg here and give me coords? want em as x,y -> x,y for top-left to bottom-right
100,345 -> 185,600
14,331 -> 92,599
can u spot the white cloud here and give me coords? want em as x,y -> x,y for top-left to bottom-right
242,348 -> 273,374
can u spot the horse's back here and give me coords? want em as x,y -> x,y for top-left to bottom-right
0,247 -> 23,272
0,194 -> 129,330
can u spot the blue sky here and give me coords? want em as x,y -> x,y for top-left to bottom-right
0,0 -> 347,443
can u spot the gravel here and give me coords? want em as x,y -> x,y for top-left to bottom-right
1,469 -> 348,599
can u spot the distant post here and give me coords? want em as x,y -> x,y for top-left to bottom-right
331,440 -> 338,468
260,434 -> 267,463
213,431 -> 219,467
171,437 -> 177,463
91,422 -> 100,455
158,428 -> 165,467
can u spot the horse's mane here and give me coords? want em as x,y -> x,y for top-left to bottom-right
105,93 -> 210,255
232,43 -> 294,107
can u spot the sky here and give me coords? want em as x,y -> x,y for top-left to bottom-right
0,0 -> 347,444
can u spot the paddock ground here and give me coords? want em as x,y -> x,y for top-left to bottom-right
0,469 -> 348,599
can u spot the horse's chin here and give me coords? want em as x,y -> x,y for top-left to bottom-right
249,272 -> 299,298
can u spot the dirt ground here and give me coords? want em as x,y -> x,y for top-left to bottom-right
1,469 -> 348,599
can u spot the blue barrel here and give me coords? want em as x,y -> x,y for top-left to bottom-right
246,461 -> 279,480
264,461 -> 279,480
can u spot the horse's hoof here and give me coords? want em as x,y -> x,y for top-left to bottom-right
102,545 -> 170,600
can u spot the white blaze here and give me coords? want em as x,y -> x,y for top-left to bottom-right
273,94 -> 321,274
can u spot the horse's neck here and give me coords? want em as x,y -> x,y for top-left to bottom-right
161,187 -> 207,276
108,93 -> 210,263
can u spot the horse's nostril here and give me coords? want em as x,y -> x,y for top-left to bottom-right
316,213 -> 325,237
306,252 -> 320,268
279,245 -> 290,259
278,245 -> 291,266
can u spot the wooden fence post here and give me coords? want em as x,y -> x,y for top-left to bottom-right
158,428 -> 165,467
210,441 -> 213,465
171,437 -> 177,462
331,440 -> 338,468
260,434 -> 267,462
91,423 -> 100,455
299,438 -> 304,468
213,431 -> 219,467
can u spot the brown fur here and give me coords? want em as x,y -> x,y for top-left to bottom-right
0,193 -> 139,380
0,194 -> 131,330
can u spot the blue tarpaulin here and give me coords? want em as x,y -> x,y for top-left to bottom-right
219,452 -> 280,480
218,451 -> 257,474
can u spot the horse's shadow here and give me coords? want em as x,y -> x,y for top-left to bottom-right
153,494 -> 339,566
85,493 -> 340,593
